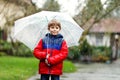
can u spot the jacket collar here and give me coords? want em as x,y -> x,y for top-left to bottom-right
45,33 -> 63,39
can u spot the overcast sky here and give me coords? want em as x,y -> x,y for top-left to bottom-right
32,0 -> 107,16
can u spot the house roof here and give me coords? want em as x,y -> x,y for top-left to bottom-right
89,18 -> 120,33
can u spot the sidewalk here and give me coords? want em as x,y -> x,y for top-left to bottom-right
28,59 -> 120,80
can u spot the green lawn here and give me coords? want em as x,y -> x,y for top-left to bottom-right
63,60 -> 77,73
0,56 -> 76,80
0,56 -> 38,80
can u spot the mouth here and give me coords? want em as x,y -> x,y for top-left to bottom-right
51,32 -> 58,35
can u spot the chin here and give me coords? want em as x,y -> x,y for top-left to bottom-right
52,34 -> 57,35
51,33 -> 58,35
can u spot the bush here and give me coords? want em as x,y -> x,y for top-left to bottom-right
0,52 -> 6,56
0,40 -> 33,57
68,46 -> 80,60
0,40 -> 12,55
11,42 -> 33,57
92,46 -> 111,62
79,39 -> 93,56
92,46 -> 111,57
68,39 -> 93,61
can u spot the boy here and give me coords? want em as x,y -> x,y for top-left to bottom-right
33,19 -> 68,80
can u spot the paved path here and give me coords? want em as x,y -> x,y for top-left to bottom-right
28,59 -> 120,80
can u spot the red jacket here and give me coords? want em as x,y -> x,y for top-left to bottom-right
33,33 -> 68,75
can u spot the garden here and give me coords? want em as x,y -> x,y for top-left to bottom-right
68,39 -> 112,63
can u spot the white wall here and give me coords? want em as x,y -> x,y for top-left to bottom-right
86,33 -> 110,47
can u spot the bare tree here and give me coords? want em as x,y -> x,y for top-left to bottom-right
74,0 -> 120,42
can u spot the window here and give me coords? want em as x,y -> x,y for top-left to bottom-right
95,33 -> 103,46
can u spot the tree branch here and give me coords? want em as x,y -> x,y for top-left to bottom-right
0,0 -> 9,14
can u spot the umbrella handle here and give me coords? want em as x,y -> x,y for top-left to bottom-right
46,33 -> 49,54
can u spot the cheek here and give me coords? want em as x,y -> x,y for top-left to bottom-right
49,29 -> 54,32
57,29 -> 60,31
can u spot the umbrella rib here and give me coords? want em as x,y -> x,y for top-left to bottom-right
34,24 -> 48,47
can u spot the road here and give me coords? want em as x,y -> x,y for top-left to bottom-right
61,60 -> 120,80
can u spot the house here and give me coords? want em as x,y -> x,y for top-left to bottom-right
87,18 -> 120,59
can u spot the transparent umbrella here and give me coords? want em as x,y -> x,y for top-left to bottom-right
14,11 -> 84,50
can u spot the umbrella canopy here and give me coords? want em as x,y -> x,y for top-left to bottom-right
14,11 -> 84,50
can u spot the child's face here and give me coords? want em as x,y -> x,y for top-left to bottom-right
49,25 -> 60,35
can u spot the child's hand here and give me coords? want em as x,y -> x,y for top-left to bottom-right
46,54 -> 50,59
45,59 -> 50,66
45,54 -> 50,66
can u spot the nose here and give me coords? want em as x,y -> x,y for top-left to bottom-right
53,27 -> 57,30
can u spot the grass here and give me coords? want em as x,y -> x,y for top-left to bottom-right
0,56 -> 76,80
63,60 -> 77,73
0,56 -> 38,80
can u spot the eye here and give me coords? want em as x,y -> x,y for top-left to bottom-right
56,26 -> 59,29
51,26 -> 54,29
56,27 -> 59,29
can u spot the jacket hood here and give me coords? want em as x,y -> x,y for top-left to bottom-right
45,33 -> 63,38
